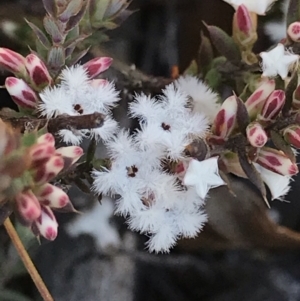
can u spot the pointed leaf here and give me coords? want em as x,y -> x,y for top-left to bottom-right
197,31 -> 214,76
235,95 -> 250,135
25,20 -> 51,49
47,46 -> 65,71
43,15 -> 64,44
90,0 -> 110,22
286,0 -> 300,27
43,0 -> 57,17
283,70 -> 298,116
58,0 -> 83,22
205,24 -> 241,64
67,46 -> 90,65
65,0 -> 88,31
238,151 -> 269,207
270,130 -> 296,163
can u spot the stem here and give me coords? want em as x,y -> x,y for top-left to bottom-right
3,217 -> 54,301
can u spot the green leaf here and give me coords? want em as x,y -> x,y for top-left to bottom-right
43,15 -> 64,44
21,132 -> 37,147
197,31 -> 214,76
25,19 -> 51,49
286,0 -> 300,27
282,70 -> 298,117
270,130 -> 296,163
235,95 -> 250,135
205,24 -> 241,64
205,68 -> 222,90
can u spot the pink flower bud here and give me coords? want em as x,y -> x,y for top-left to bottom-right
234,5 -> 253,35
0,48 -> 26,75
283,125 -> 300,148
25,54 -> 52,89
34,155 -> 64,184
5,77 -> 38,109
255,147 -> 298,176
35,183 -> 70,208
55,146 -> 83,169
30,143 -> 56,166
33,206 -> 58,240
259,90 -> 285,121
37,133 -> 55,146
246,122 -> 268,148
245,79 -> 275,119
83,57 -> 113,79
15,190 -> 41,222
213,95 -> 237,138
287,22 -> 300,42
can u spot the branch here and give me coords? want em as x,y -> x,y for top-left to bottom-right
0,112 -> 105,133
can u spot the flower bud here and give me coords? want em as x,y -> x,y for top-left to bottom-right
33,206 -> 58,240
34,155 -> 64,184
37,133 -> 55,146
255,147 -> 298,176
15,190 -> 41,222
0,48 -> 26,76
213,95 -> 237,138
259,90 -> 285,121
246,122 -> 268,148
55,146 -> 83,169
283,125 -> 300,148
83,57 -> 113,79
5,77 -> 38,109
35,183 -> 70,208
29,143 -> 56,166
287,22 -> 300,42
25,54 -> 52,89
245,79 -> 275,119
234,5 -> 253,35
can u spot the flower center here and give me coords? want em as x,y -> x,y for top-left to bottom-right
126,165 -> 138,177
161,122 -> 171,131
73,104 -> 84,114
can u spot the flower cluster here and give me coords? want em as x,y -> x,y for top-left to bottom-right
93,83 -> 224,252
0,120 -> 83,240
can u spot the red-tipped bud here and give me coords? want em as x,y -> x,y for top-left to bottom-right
90,79 -> 109,88
283,125 -> 300,148
33,206 -> 58,240
255,147 -> 298,176
5,77 -> 38,109
259,90 -> 285,121
245,79 -> 275,119
37,133 -> 55,146
0,48 -> 26,75
35,183 -> 70,208
246,122 -> 268,148
34,155 -> 64,184
15,190 -> 41,222
30,143 -> 56,166
55,146 -> 83,169
234,5 -> 253,35
292,85 -> 300,109
25,54 -> 52,89
287,22 -> 300,42
213,95 -> 237,138
83,57 -> 113,79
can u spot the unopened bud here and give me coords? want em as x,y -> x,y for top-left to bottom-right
15,190 -> 41,223
5,77 -> 38,109
55,146 -> 83,169
287,22 -> 300,42
37,133 -> 55,146
246,122 -> 268,147
33,206 -> 58,240
25,54 -> 52,89
35,183 -> 70,208
245,79 -> 275,119
259,90 -> 285,121
283,125 -> 300,148
213,95 -> 237,138
30,143 -> 56,166
0,48 -> 26,76
83,57 -> 113,79
255,147 -> 298,176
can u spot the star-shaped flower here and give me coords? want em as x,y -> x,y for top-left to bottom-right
260,44 -> 299,79
223,0 -> 277,15
183,157 -> 225,199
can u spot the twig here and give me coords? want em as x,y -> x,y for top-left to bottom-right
3,217 -> 54,301
0,112 -> 105,133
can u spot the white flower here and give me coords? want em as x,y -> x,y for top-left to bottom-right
183,157 -> 225,199
223,0 -> 277,15
254,163 -> 291,200
260,44 -> 299,79
174,76 -> 220,122
39,65 -> 120,144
